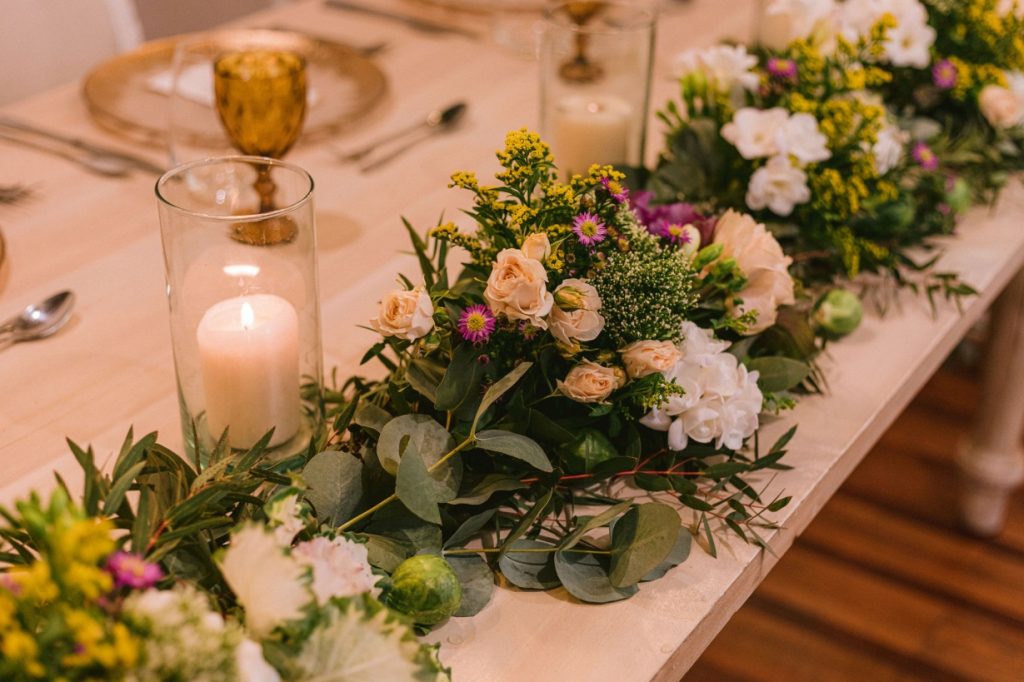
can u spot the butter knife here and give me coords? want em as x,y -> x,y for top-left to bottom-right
323,0 -> 482,40
0,117 -> 165,176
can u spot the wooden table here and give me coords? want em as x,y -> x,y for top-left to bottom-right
1,1 -> 1022,680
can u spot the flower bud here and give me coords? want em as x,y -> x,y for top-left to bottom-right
384,555 -> 461,625
814,289 -> 863,339
554,285 -> 586,311
944,177 -> 972,214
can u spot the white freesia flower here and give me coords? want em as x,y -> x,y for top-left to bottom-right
484,248 -> 554,328
872,121 -> 908,174
760,0 -> 838,50
558,361 -> 620,403
721,108 -> 789,159
620,340 -> 682,379
370,286 -> 434,341
640,322 -> 763,451
884,16 -> 935,68
776,113 -> 831,165
548,279 -> 605,345
293,536 -> 379,604
980,83 -> 1024,129
236,639 -> 281,682
673,44 -> 760,93
220,525 -> 309,638
712,210 -> 796,334
745,155 -> 811,217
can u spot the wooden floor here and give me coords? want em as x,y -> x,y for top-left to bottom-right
685,360 -> 1024,682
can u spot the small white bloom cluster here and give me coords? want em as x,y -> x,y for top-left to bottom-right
124,584 -> 279,682
640,322 -> 763,452
673,44 -> 760,101
722,108 -> 831,216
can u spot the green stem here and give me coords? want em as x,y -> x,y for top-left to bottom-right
335,434 -> 476,532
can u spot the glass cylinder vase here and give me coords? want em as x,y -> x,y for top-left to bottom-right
540,1 -> 657,178
156,156 -> 323,462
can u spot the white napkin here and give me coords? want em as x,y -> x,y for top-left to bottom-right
147,63 -> 319,107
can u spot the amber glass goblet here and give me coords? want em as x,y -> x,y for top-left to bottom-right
213,50 -> 307,244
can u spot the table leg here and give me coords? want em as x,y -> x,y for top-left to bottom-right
957,269 -> 1024,536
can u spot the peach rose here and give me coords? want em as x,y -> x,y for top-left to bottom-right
712,210 -> 795,334
557,361 -> 620,403
620,340 -> 682,379
484,248 -> 554,328
370,286 -> 434,340
521,233 -> 551,261
979,84 -> 1024,129
548,279 -> 605,345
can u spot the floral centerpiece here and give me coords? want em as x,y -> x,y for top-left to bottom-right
652,1 -> 975,303
314,130 -> 808,608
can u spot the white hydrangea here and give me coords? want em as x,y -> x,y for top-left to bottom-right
294,536 -> 380,605
640,322 -> 763,451
124,585 -> 280,682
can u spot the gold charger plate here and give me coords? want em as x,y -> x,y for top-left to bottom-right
82,29 -> 388,147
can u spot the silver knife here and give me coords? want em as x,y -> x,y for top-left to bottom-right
0,117 -> 166,175
323,0 -> 482,40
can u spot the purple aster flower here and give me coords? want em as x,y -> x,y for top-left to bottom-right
666,223 -> 697,247
518,320 -> 540,341
457,304 -> 496,344
938,202 -> 951,215
932,59 -> 957,90
767,57 -> 798,81
912,142 -> 939,171
630,191 -> 716,245
600,176 -> 629,203
572,212 -> 608,246
106,551 -> 163,590
0,573 -> 20,595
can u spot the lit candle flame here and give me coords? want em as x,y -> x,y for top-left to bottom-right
240,301 -> 255,330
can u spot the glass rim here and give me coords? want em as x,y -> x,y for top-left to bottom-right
543,2 -> 656,35
155,155 -> 315,223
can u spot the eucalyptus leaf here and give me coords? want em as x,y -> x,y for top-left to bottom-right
365,502 -> 442,552
746,356 -> 811,393
377,414 -> 456,476
361,534 -> 412,572
554,551 -> 638,603
497,488 -> 552,561
640,529 -> 692,582
498,539 -> 560,590
448,475 -> 527,506
559,501 -> 631,551
472,362 -> 533,433
448,555 -> 495,617
435,343 -> 485,412
609,503 -> 681,588
560,429 -> 618,474
474,430 -> 553,472
396,444 -> 444,524
407,357 -> 444,403
444,508 -> 497,549
353,403 -> 392,434
302,450 -> 364,527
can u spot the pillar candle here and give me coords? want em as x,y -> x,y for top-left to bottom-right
197,293 -> 300,449
552,94 -> 632,178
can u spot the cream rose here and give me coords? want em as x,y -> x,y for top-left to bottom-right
370,286 -> 434,341
548,279 -> 605,345
979,84 -> 1024,129
484,248 -> 554,328
521,233 -> 551,261
712,210 -> 796,334
557,361 -> 620,403
620,340 -> 682,379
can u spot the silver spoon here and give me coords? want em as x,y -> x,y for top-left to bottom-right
0,291 -> 76,351
0,130 -> 131,178
335,101 -> 468,164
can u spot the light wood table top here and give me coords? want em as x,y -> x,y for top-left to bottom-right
1,1 -> 1022,680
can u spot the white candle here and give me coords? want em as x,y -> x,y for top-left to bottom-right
552,94 -> 632,178
197,293 -> 301,449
